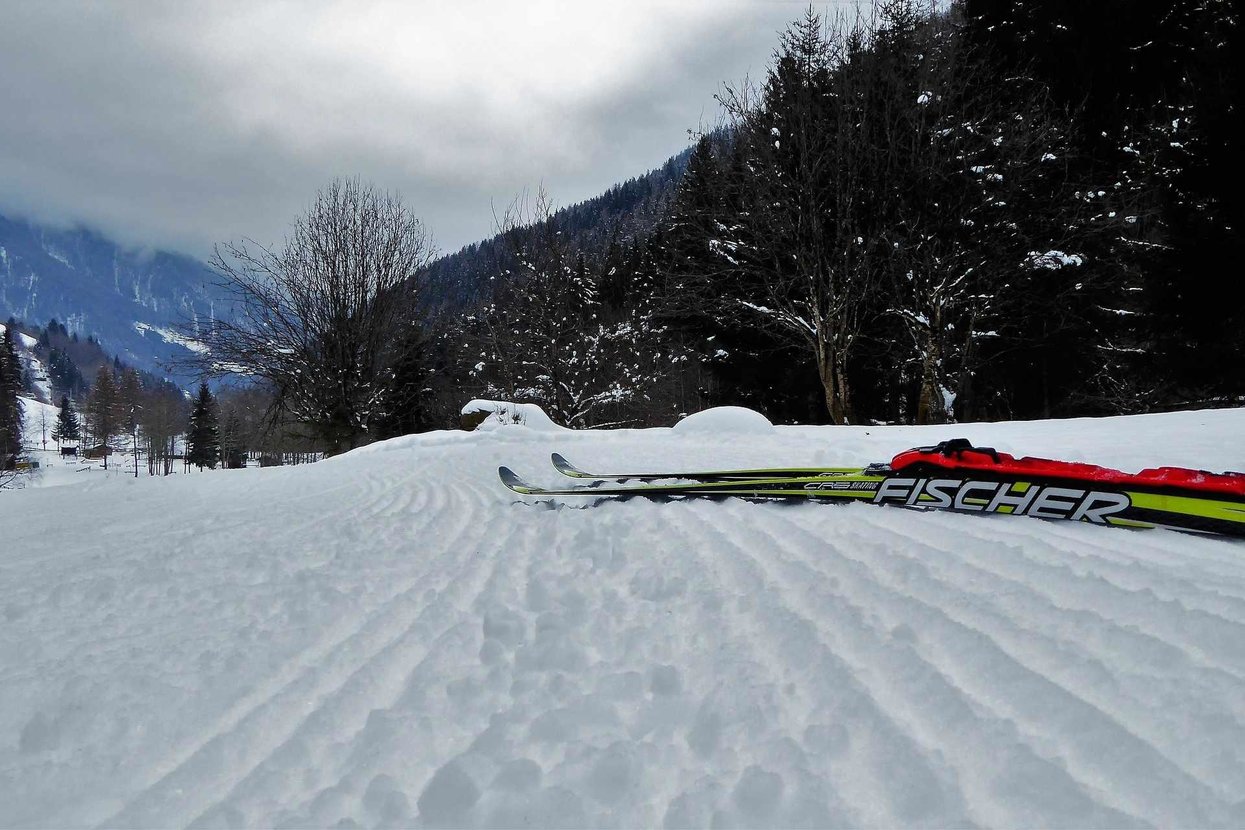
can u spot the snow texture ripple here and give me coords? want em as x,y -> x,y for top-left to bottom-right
3,407 -> 1245,827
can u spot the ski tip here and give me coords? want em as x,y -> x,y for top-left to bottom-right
550,452 -> 589,477
498,466 -> 535,494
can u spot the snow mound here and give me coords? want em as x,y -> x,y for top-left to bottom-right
672,406 -> 774,435
461,399 -> 567,432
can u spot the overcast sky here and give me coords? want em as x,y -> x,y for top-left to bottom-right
0,1 -> 844,260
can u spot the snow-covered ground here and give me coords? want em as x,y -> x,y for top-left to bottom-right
10,396 -> 161,490
16,392 -> 209,490
17,395 -> 59,448
3,406 -> 1245,827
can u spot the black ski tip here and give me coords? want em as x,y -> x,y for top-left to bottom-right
498,466 -> 534,493
551,452 -> 588,478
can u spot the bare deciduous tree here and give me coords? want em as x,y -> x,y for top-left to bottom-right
140,387 -> 187,476
188,178 -> 435,454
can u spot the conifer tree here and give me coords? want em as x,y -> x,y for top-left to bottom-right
187,382 -> 220,470
87,367 -> 119,469
219,411 -> 245,469
666,134 -> 723,271
961,0 -> 1243,411
118,369 -> 143,476
0,327 -> 22,469
52,395 -> 81,445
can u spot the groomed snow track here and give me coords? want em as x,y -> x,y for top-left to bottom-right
3,409 -> 1245,827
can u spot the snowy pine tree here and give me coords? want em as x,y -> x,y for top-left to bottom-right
52,395 -> 81,445
87,367 -> 119,469
118,369 -> 143,476
0,327 -> 22,470
962,0 -> 1244,411
187,383 -> 220,470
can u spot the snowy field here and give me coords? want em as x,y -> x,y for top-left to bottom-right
12,396 -> 194,490
3,406 -> 1245,827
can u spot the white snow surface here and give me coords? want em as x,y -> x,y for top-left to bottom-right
17,396 -> 60,446
133,322 -> 210,355
671,405 -> 774,435
4,407 -> 1245,827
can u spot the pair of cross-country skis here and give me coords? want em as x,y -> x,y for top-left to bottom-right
500,439 -> 1245,539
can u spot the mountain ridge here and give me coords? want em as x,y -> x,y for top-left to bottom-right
0,144 -> 694,381
0,212 -> 226,383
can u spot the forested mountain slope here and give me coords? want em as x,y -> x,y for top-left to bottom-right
0,212 -> 228,381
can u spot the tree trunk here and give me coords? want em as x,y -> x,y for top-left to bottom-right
817,345 -> 853,425
915,335 -> 948,425
955,323 -> 977,422
955,364 -> 974,423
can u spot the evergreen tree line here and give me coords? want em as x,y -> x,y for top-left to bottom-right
72,370 -> 319,474
424,152 -> 690,309
2,314 -> 325,476
446,0 -> 1242,427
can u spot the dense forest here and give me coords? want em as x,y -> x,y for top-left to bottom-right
422,0 -> 1241,430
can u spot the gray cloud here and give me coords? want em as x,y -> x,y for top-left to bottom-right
0,1 -> 836,259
